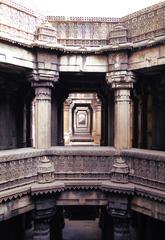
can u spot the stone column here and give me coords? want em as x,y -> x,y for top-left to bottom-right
99,208 -> 113,240
32,82 -> 53,149
57,99 -> 64,146
95,103 -> 101,145
33,197 -> 56,240
107,71 -> 134,149
63,99 -> 71,145
108,196 -> 131,240
50,208 -> 64,240
24,212 -> 33,240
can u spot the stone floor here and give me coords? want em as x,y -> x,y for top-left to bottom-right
63,219 -> 102,240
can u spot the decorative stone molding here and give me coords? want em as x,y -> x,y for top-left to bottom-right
1,0 -> 165,50
0,0 -> 44,45
35,87 -> 52,102
37,156 -> 54,183
106,71 -> 135,90
30,69 -> 59,83
109,25 -> 128,45
0,147 -> 164,204
121,1 -> 165,44
36,21 -> 57,44
27,69 -> 59,85
107,195 -> 130,217
111,152 -> 129,183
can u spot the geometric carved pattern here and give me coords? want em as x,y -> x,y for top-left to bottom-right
0,148 -> 164,197
121,2 -> 165,42
0,147 -> 164,206
1,0 -> 165,47
122,149 -> 165,192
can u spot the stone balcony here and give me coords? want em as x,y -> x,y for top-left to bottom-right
0,147 -> 164,203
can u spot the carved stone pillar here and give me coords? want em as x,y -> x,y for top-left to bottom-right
50,208 -> 65,240
57,99 -> 64,146
63,99 -> 71,145
107,71 -> 134,149
33,197 -> 56,240
28,49 -> 59,148
24,212 -> 33,240
99,208 -> 113,240
32,82 -> 53,148
108,196 -> 131,240
95,102 -> 101,145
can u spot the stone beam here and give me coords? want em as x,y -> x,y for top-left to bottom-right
0,42 -> 35,69
128,45 -> 165,70
59,54 -> 108,72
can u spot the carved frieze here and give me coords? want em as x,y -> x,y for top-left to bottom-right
121,2 -> 165,42
37,21 -> 57,44
1,0 -> 165,49
0,0 -> 44,43
122,149 -> 165,192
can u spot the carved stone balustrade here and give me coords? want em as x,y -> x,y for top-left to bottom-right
122,148 -> 165,193
1,0 -> 165,49
0,147 -> 164,203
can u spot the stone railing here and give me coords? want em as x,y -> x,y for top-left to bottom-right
48,147 -> 116,180
1,0 -> 165,48
47,16 -> 119,47
0,147 -> 116,192
122,148 -> 165,192
0,0 -> 44,44
0,147 -> 164,201
121,1 -> 165,43
0,148 -> 43,191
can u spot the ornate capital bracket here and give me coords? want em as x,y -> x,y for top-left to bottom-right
26,68 -> 59,84
109,25 -> 128,45
107,196 -> 130,218
37,156 -> 54,183
36,21 -> 57,45
111,152 -> 129,183
106,71 -> 135,89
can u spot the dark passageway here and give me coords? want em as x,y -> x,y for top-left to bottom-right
63,219 -> 101,240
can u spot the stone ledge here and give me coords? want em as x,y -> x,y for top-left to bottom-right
0,184 -> 31,203
121,148 -> 165,161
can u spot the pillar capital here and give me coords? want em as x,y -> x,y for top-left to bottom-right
35,88 -> 51,102
107,195 -> 130,218
27,68 -> 59,84
106,71 -> 135,89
